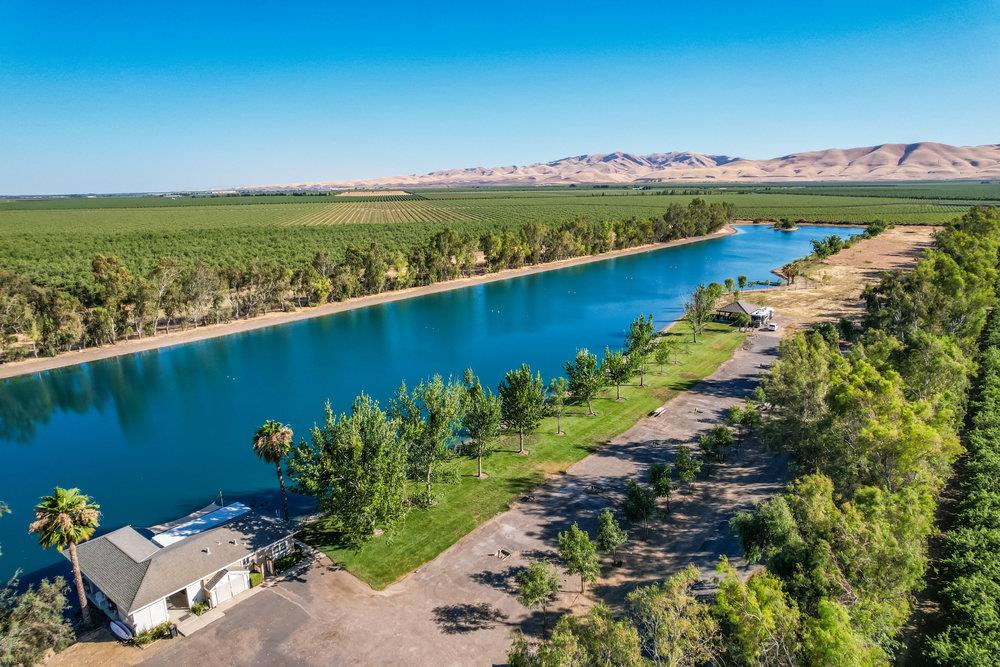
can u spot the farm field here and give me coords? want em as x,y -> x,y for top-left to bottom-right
1,183 -> 997,290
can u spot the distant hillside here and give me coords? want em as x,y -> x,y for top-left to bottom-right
261,142 -> 1000,189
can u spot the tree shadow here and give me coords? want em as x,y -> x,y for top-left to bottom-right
431,602 -> 510,634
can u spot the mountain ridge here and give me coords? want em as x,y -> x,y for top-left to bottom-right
255,142 -> 1000,190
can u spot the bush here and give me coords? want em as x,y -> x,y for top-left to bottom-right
190,601 -> 209,616
274,549 -> 304,572
249,571 -> 263,588
132,621 -> 172,647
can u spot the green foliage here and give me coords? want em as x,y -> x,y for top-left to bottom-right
461,370 -> 503,478
622,480 -> 657,536
625,314 -> 656,386
557,523 -> 600,593
274,548 -> 304,572
249,572 -> 263,588
602,347 -> 633,400
191,601 -> 209,616
564,348 -> 606,416
547,376 -> 568,435
673,445 -> 702,487
508,603 -> 644,666
392,375 -> 465,504
498,363 -> 547,455
626,565 -> 719,666
0,575 -> 74,665
684,283 -> 723,342
699,424 -> 734,462
516,561 -> 561,623
926,303 -> 1000,664
649,462 -> 673,500
712,557 -> 800,666
132,621 -> 172,647
596,509 -> 628,560
801,599 -> 885,666
287,394 -> 407,545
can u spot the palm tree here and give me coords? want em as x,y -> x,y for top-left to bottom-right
29,488 -> 100,626
253,420 -> 293,520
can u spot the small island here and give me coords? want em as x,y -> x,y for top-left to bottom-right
772,218 -> 800,231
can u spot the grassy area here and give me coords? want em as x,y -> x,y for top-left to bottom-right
300,320 -> 745,589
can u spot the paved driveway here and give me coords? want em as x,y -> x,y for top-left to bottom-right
135,328 -> 785,666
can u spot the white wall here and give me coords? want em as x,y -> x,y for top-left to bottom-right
130,598 -> 168,633
185,581 -> 206,605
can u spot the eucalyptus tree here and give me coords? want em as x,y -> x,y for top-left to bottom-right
252,419 -> 294,519
565,348 -> 606,416
392,375 -> 465,505
29,488 -> 100,626
498,363 -> 547,455
596,509 -> 628,565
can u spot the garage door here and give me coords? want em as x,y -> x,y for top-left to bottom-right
214,578 -> 234,605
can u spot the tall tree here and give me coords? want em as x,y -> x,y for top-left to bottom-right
683,284 -> 720,343
393,375 -> 464,504
462,370 -> 503,479
558,523 -> 600,593
712,557 -> 800,666
287,395 -> 408,544
603,347 -> 633,400
565,348 -> 606,416
498,363 -> 547,455
596,509 -> 628,566
626,565 -> 719,666
622,481 -> 657,537
517,561 -> 561,631
548,377 -> 568,435
0,575 -> 74,666
29,488 -> 100,626
625,314 -> 656,387
252,419 -> 294,520
674,446 -> 702,488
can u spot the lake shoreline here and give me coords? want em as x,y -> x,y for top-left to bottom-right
0,225 -> 737,381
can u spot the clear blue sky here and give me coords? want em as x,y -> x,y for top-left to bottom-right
1,1 -> 998,195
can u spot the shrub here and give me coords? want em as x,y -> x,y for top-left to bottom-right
249,571 -> 263,588
190,601 -> 209,616
274,549 -> 304,572
132,622 -> 172,647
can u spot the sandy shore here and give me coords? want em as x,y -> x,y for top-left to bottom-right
0,226 -> 736,381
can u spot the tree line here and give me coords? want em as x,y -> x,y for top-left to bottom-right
504,206 -> 998,665
925,286 -> 1000,663
267,315 -> 659,545
0,199 -> 734,363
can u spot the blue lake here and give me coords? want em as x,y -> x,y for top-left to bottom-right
0,224 -> 861,581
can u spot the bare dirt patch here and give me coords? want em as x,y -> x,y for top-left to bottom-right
747,225 -> 935,330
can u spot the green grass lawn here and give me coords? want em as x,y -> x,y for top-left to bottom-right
300,321 -> 745,589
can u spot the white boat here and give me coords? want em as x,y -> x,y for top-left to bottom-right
110,620 -> 133,641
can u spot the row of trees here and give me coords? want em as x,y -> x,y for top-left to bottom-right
271,315 -> 659,545
728,206 -> 1000,663
0,199 -> 734,363
926,288 -> 1000,663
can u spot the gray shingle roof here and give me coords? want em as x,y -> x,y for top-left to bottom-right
76,511 -> 296,613
716,300 -> 761,315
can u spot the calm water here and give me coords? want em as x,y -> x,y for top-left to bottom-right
0,225 -> 860,581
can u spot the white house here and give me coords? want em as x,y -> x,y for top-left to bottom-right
74,502 -> 298,633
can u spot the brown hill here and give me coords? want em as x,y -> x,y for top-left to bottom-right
260,142 -> 1000,189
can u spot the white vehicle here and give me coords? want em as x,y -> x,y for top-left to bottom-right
766,322 -> 779,332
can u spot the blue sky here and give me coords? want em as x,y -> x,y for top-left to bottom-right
1,1 -> 998,194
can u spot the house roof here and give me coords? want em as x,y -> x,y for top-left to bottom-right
76,508 -> 296,614
716,300 -> 761,316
